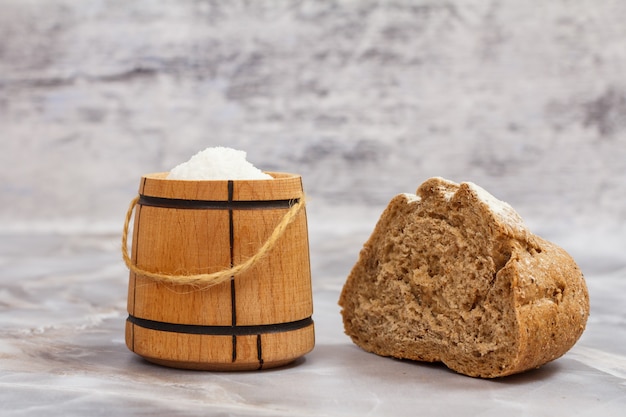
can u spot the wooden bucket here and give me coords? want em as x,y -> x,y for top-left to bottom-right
123,172 -> 314,370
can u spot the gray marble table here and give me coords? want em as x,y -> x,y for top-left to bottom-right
1,217 -> 625,416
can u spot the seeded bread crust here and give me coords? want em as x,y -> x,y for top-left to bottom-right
339,177 -> 589,378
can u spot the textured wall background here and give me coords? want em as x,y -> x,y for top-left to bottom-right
1,0 -> 625,236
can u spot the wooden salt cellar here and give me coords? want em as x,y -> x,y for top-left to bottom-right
124,172 -> 314,370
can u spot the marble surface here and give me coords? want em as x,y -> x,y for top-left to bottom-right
1,212 -> 625,416
1,0 -> 626,233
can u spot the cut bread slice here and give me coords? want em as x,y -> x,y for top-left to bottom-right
339,177 -> 589,378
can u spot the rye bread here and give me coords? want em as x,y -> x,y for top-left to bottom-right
339,177 -> 589,378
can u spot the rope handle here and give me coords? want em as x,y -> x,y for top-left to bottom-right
121,194 -> 306,288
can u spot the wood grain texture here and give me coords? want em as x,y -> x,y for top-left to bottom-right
126,172 -> 314,370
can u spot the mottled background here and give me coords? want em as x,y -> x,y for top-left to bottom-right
1,0 -> 625,240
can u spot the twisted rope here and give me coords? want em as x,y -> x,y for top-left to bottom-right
121,194 -> 305,288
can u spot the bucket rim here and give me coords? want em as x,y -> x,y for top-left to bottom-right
141,171 -> 301,183
138,171 -> 304,201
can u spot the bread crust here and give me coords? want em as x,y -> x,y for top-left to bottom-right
339,177 -> 589,378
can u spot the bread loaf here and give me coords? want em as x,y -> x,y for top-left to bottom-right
339,177 -> 589,378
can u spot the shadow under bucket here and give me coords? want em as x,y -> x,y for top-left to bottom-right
122,172 -> 314,370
